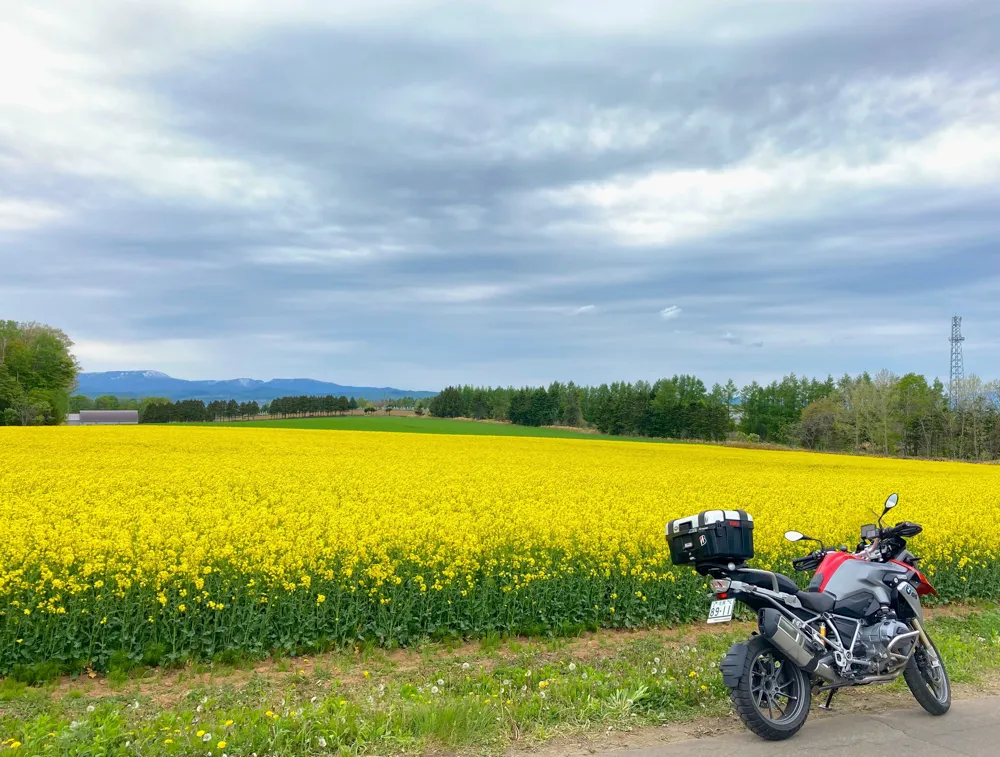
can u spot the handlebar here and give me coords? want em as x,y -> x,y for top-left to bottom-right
792,552 -> 822,572
885,521 -> 923,538
788,520 -> 924,573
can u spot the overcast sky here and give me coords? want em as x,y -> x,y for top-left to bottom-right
2,1 -> 999,390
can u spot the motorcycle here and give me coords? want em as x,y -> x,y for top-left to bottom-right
666,493 -> 950,740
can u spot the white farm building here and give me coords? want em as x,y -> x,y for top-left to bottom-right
68,410 -> 139,425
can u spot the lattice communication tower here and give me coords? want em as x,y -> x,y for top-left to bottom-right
949,315 -> 965,406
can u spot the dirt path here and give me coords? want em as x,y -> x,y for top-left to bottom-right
518,673 -> 1000,757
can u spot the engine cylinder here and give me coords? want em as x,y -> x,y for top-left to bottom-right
858,619 -> 914,666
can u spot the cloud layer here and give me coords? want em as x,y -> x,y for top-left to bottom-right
3,0 -> 1000,388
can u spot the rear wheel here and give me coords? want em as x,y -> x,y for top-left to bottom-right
904,632 -> 951,715
730,635 -> 811,740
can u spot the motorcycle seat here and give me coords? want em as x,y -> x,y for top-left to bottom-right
732,569 -> 800,595
796,590 -> 836,613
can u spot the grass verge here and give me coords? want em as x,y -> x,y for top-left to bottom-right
1,604 -> 997,756
206,414 -> 677,443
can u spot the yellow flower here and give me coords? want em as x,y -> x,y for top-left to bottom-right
0,424 -> 996,675
217,742 -> 227,750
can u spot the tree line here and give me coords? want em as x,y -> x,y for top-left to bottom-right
429,377 -> 736,440
795,371 -> 1000,460
63,371 -> 1000,459
5,320 -> 998,460
131,394 -> 427,423
430,372 -> 1000,460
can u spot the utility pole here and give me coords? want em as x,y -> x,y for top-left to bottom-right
949,315 -> 965,407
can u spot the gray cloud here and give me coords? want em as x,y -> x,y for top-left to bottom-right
2,0 -> 1000,389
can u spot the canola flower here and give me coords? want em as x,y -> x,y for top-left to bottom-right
0,426 -> 998,671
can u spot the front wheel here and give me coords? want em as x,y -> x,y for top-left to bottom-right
904,632 -> 951,715
730,635 -> 811,740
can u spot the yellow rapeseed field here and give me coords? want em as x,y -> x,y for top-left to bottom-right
1,426 -> 997,671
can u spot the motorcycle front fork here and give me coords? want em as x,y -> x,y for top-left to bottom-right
911,619 -> 936,657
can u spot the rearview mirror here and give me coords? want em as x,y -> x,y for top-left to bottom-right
784,530 -> 805,542
878,493 -> 899,526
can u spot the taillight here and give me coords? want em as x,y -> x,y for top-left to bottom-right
710,578 -> 731,594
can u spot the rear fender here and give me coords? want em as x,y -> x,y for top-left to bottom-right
720,642 -> 749,688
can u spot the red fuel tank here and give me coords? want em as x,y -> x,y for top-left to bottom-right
814,551 -> 859,592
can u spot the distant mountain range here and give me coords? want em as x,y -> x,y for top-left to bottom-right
76,371 -> 437,402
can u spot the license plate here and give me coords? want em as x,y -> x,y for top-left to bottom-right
707,598 -> 735,624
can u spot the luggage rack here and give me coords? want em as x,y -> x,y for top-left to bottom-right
693,560 -> 781,593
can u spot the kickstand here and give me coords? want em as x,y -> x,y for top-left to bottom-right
819,689 -> 836,711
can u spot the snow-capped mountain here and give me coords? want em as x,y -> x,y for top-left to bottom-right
75,371 -> 436,402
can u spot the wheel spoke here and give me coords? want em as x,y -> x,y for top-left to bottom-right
771,692 -> 786,717
749,650 -> 804,723
916,644 -> 948,703
929,675 -> 943,698
754,686 -> 766,708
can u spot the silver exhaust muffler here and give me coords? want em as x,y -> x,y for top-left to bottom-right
759,609 -> 844,684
